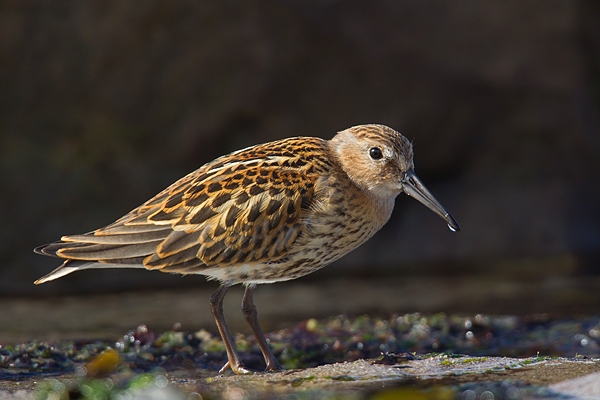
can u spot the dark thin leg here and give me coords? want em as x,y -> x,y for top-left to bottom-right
241,284 -> 282,372
209,284 -> 251,374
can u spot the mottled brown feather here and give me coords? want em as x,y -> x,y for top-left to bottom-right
36,137 -> 329,276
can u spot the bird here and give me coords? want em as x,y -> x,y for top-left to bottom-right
34,124 -> 460,374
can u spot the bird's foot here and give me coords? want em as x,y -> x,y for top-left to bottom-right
219,360 -> 283,374
219,361 -> 253,375
265,359 -> 283,372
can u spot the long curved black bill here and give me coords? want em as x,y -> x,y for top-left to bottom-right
402,169 -> 460,232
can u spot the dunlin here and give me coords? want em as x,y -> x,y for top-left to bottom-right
35,124 -> 459,374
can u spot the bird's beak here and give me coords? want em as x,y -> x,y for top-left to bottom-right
402,169 -> 460,232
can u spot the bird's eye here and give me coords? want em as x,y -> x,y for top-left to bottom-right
369,147 -> 383,160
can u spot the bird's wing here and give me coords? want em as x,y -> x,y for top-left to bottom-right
35,137 -> 329,278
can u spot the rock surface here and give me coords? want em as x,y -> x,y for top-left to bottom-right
2,356 -> 600,399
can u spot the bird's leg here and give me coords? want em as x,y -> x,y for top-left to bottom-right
241,284 -> 282,372
209,284 -> 251,374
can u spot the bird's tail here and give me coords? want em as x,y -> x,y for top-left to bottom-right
33,232 -> 162,284
34,259 -> 128,284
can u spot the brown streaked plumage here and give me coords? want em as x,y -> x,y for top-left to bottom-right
35,124 -> 460,374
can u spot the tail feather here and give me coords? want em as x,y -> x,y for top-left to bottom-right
63,227 -> 170,245
34,208 -> 211,283
35,240 -> 161,261
33,232 -> 163,284
34,259 -> 147,284
59,241 -> 162,260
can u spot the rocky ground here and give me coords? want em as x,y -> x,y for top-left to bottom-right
2,313 -> 600,399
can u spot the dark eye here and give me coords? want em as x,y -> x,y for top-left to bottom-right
369,147 -> 383,160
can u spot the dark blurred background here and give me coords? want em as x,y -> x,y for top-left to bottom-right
1,1 -> 600,339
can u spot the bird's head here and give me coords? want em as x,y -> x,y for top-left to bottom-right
330,124 -> 460,232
